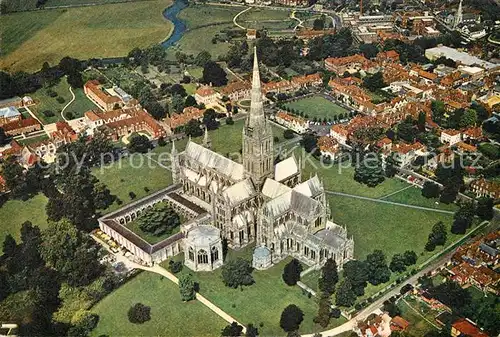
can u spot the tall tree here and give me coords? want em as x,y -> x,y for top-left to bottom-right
2,234 -> 17,258
354,152 -> 385,187
202,108 -> 219,130
318,258 -> 338,296
343,260 -> 368,296
421,181 -> 440,199
335,279 -> 356,307
0,127 -> 8,146
202,61 -> 227,86
365,250 -> 391,285
451,202 -> 475,234
221,258 -> 254,288
194,50 -> 212,67
313,293 -> 331,328
221,322 -> 243,337
280,304 -> 304,333
127,134 -> 152,153
389,254 -> 407,273
179,273 -> 196,301
476,196 -> 493,220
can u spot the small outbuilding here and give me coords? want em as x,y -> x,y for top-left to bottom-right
184,225 -> 223,272
252,244 -> 272,270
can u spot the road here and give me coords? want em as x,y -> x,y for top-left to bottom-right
325,190 -> 455,215
60,86 -> 75,122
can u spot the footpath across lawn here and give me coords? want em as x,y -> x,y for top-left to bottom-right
90,271 -> 227,337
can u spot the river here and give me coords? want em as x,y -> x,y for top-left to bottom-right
161,0 -> 189,49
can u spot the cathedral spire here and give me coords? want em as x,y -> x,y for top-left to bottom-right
454,0 -> 463,28
246,47 -> 265,129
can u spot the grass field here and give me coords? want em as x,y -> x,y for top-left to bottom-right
0,0 -> 173,72
178,4 -> 243,28
171,248 -> 346,336
285,95 -> 350,120
90,271 -> 227,337
29,77 -> 96,124
47,0 -> 149,7
17,134 -> 50,145
384,187 -> 458,212
328,194 -> 458,261
238,7 -> 291,21
0,194 -> 49,253
93,153 -> 173,214
398,300 -> 438,337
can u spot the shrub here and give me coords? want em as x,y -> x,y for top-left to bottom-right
283,129 -> 295,139
129,192 -> 136,200
168,260 -> 183,274
127,303 -> 151,324
47,90 -> 58,97
43,110 -> 55,117
56,96 -> 65,104
330,307 -> 341,318
226,116 -> 234,125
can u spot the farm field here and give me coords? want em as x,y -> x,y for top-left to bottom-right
90,271 -> 227,337
178,4 -> 243,28
284,95 -> 350,120
0,194 -> 49,253
0,0 -> 173,72
170,248 -> 346,336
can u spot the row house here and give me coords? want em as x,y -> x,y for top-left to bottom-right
2,118 -> 41,136
382,63 -> 410,84
165,106 -> 205,135
330,124 -> 349,145
263,73 -> 322,95
455,141 -> 477,154
324,54 -> 370,74
84,80 -> 122,111
0,106 -> 21,126
100,109 -> 165,141
195,86 -> 220,107
317,136 -> 340,161
452,231 -> 500,267
295,29 -> 335,41
330,115 -> 388,145
85,109 -> 131,132
274,111 -> 309,134
390,142 -> 427,168
469,178 -> 500,200
375,50 -> 400,63
0,140 -> 22,161
219,81 -> 251,101
449,262 -> 499,294
272,0 -> 308,6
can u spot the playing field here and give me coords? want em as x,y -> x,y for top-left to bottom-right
284,95 -> 350,120
0,194 -> 49,253
0,0 -> 173,72
90,271 -> 227,337
170,247 -> 346,336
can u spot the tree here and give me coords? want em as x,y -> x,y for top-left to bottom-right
389,254 -> 407,273
194,50 -> 212,67
280,304 -> 304,333
171,94 -> 185,113
363,72 -> 386,92
313,17 -> 325,30
202,61 -> 227,86
383,300 -> 401,317
221,258 -> 254,288
157,136 -> 166,147
476,196 -> 493,220
429,280 -> 471,310
283,129 -> 295,139
426,221 -> 447,251
127,303 -> 151,324
385,153 -> 398,178
246,323 -> 259,337
451,202 -> 475,234
2,234 -> 17,258
226,116 -> 234,125
402,251 -> 417,266
343,260 -> 368,296
179,273 -> 196,301
365,250 -> 391,285
459,109 -> 477,128
354,153 -> 385,187
92,182 -> 114,210
0,127 -> 8,146
202,108 -> 219,130
335,279 -> 356,307
397,116 -> 417,142
185,119 -> 203,137
359,43 -> 379,59
221,322 -> 244,336
318,258 -> 338,296
421,181 -> 440,199
301,133 -> 318,153
137,204 -> 180,236
40,219 -> 103,286
282,258 -> 303,286
185,95 -> 197,107
314,294 -> 331,328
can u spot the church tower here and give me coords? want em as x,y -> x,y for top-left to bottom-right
242,47 -> 274,189
454,0 -> 463,28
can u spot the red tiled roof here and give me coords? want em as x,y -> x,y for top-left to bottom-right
84,80 -> 120,104
2,117 -> 40,132
195,86 -> 216,97
452,318 -> 489,337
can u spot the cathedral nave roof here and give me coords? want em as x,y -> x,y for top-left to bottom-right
274,156 -> 299,182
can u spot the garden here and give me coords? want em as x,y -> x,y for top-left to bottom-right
284,95 -> 350,121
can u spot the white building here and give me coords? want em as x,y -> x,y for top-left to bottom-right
195,86 -> 220,107
440,129 -> 462,146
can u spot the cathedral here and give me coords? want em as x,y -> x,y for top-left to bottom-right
172,48 -> 354,271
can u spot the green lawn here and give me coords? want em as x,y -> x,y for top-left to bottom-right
178,4 -> 243,28
328,194 -> 458,261
398,300 -> 438,337
238,7 -> 291,21
0,194 -> 49,253
47,0 -> 149,7
173,248 -> 346,336
93,153 -> 173,214
125,202 -> 181,244
301,269 -> 321,292
0,0 -> 173,72
17,134 -> 50,146
90,271 -> 227,337
64,87 -> 98,119
284,96 -> 350,120
384,186 -> 458,212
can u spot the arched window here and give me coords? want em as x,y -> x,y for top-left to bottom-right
211,246 -> 219,262
197,249 -> 208,264
188,247 -> 194,261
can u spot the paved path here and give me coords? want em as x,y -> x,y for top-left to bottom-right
290,10 -> 304,30
378,184 -> 415,200
60,86 -> 75,122
325,190 -> 455,214
112,253 -> 247,333
23,106 -> 43,125
233,6 -> 252,30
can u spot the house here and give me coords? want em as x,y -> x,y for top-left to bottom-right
194,86 -> 220,107
375,50 -> 399,63
330,124 -> 349,145
324,55 -> 370,74
246,29 -> 257,40
0,96 -> 33,109
462,127 -> 483,141
469,178 -> 500,200
273,0 -> 308,6
390,316 -> 409,332
2,118 -> 41,136
317,136 -> 340,161
165,106 -> 205,135
219,81 -> 251,101
0,106 -> 21,126
440,129 -> 461,146
455,141 -> 477,153
274,111 -> 309,134
451,318 -> 489,337
84,80 -> 122,111
0,140 -> 22,160
391,142 -> 427,167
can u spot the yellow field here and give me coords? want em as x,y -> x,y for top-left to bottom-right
0,0 -> 173,72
